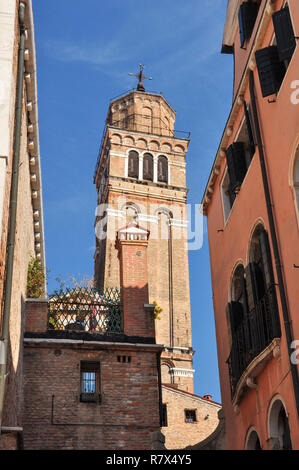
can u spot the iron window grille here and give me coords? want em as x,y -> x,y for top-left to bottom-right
80,361 -> 101,404
184,409 -> 197,423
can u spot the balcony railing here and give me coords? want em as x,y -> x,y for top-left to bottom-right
48,287 -> 123,334
227,286 -> 281,399
108,114 -> 191,140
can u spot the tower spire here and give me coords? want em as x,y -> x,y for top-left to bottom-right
129,64 -> 152,92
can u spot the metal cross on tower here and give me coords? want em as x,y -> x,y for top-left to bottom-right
129,64 -> 152,92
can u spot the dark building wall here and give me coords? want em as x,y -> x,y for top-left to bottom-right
23,340 -> 162,450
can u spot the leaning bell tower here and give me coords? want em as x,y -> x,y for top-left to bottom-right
94,66 -> 194,392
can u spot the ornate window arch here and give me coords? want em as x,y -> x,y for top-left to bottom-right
268,396 -> 292,450
245,427 -> 262,450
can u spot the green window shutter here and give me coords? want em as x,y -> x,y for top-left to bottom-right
245,263 -> 260,312
258,229 -> 275,290
255,46 -> 286,97
243,101 -> 255,158
238,2 -> 259,48
226,142 -> 248,192
228,301 -> 244,334
273,6 -> 296,62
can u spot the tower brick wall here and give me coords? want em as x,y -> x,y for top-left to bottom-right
94,89 -> 194,393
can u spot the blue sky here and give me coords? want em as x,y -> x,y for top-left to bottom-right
33,0 -> 233,404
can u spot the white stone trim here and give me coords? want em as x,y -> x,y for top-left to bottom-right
169,368 -> 195,378
170,161 -> 186,168
137,213 -> 159,224
109,151 -> 126,158
106,208 -> 125,218
168,218 -> 188,228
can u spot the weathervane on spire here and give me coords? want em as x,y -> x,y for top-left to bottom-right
129,64 -> 152,92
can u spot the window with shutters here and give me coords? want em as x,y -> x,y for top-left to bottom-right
128,150 -> 139,179
227,264 -> 248,347
157,155 -> 168,183
221,109 -> 256,222
221,169 -> 236,222
238,1 -> 261,49
227,226 -> 281,399
143,153 -> 154,181
255,4 -> 296,98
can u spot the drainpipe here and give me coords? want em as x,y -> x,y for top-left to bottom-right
156,350 -> 163,427
249,70 -> 299,418
0,2 -> 26,433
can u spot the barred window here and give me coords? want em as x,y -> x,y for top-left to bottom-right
80,361 -> 100,403
185,409 -> 197,423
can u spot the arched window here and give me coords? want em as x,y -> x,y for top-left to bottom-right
227,226 -> 281,397
227,264 -> 247,339
158,156 -> 168,183
246,224 -> 276,310
128,151 -> 139,179
245,429 -> 262,450
268,399 -> 292,450
161,363 -> 172,384
294,147 -> 299,215
143,153 -> 153,181
124,203 -> 139,225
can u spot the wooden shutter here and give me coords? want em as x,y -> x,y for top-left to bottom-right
273,6 -> 296,62
226,142 -> 248,192
243,101 -> 255,158
143,153 -> 153,181
245,263 -> 260,312
228,301 -> 244,334
255,46 -> 286,97
238,2 -> 259,48
158,156 -> 168,183
241,275 -> 252,351
128,151 -> 139,178
258,229 -> 275,290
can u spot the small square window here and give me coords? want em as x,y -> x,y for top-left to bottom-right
185,409 -> 197,423
80,361 -> 100,403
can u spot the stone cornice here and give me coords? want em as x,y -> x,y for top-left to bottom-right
24,0 -> 46,276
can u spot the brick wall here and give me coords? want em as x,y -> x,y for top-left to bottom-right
118,238 -> 155,338
0,2 -> 36,445
161,385 -> 222,449
23,340 -> 163,450
25,299 -> 48,333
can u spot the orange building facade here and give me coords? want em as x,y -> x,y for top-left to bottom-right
202,0 -> 299,450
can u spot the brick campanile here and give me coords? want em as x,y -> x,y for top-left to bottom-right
117,223 -> 155,338
94,78 -> 194,392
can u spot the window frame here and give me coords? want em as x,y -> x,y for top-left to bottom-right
80,361 -> 101,404
184,409 -> 197,423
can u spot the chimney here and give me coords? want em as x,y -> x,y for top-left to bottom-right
117,223 -> 155,339
203,395 -> 212,401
